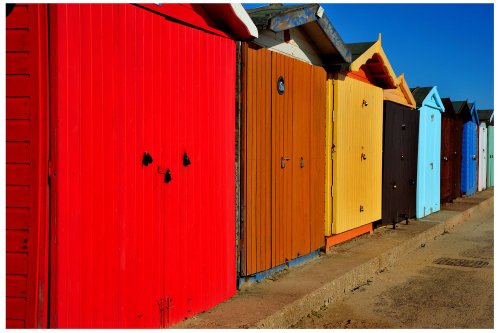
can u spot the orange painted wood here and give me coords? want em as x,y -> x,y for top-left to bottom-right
292,59 -> 311,258
241,44 -> 272,275
325,223 -> 373,251
310,66 -> 327,250
242,45 -> 326,275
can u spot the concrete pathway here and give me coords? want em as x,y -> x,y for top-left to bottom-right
294,197 -> 493,328
174,189 -> 493,328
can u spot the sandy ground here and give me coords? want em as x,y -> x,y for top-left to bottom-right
293,205 -> 494,329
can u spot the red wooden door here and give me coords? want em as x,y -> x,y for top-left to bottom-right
6,4 -> 49,328
49,4 -> 235,328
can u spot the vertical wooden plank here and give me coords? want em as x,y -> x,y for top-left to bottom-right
291,59 -> 311,258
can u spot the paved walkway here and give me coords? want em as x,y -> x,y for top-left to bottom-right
175,189 -> 494,328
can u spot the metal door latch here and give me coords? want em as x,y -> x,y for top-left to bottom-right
300,157 -> 305,168
392,182 -> 397,189
443,156 -> 448,161
362,100 -> 368,107
430,162 -> 434,170
360,205 -> 364,212
281,157 -> 291,168
361,153 -> 367,161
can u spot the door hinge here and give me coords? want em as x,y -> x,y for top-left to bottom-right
331,185 -> 334,198
331,145 -> 335,159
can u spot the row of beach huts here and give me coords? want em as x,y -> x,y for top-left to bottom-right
5,3 -> 494,328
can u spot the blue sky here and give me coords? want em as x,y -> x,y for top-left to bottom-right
243,3 -> 494,109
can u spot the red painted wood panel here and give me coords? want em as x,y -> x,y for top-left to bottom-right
7,298 -> 27,320
6,29 -> 30,51
50,4 -> 235,328
7,120 -> 30,141
6,4 -> 29,28
7,164 -> 32,185
6,142 -> 30,163
6,186 -> 31,207
6,75 -> 31,96
7,276 -> 28,298
7,53 -> 31,74
6,4 -> 50,329
7,97 -> 30,119
7,208 -> 31,230
7,253 -> 28,275
7,230 -> 29,252
7,319 -> 25,328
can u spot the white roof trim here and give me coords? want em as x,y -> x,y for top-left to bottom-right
230,4 -> 258,38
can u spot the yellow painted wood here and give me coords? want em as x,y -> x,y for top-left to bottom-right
350,34 -> 398,88
325,75 -> 334,235
330,75 -> 383,235
383,74 -> 417,108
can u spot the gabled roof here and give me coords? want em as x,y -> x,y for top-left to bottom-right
383,74 -> 416,108
347,34 -> 398,89
468,102 -> 480,125
441,98 -> 456,117
410,86 -> 445,113
452,101 -> 471,121
247,4 -> 351,64
478,109 -> 493,125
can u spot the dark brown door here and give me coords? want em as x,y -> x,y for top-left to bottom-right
440,117 -> 453,203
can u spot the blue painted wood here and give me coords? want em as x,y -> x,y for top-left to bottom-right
461,102 -> 479,195
416,87 -> 445,218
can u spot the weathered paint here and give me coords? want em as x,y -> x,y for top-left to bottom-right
6,4 -> 50,328
478,123 -> 488,191
461,102 -> 479,196
487,125 -> 494,188
48,4 -> 240,328
330,75 -> 383,234
414,87 -> 445,218
240,44 -> 326,276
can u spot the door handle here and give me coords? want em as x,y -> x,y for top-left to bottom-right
281,157 -> 291,168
